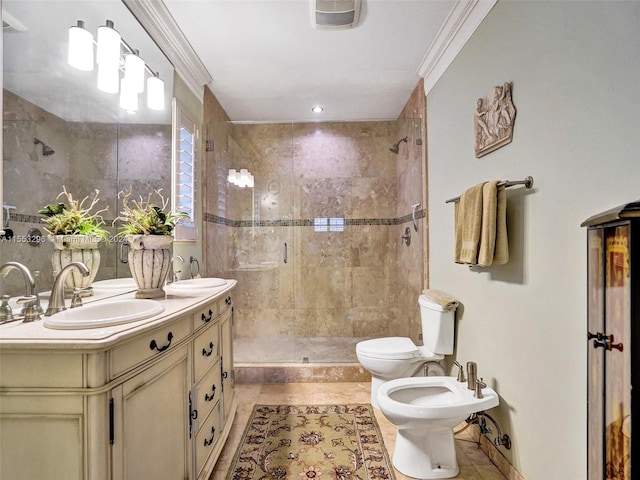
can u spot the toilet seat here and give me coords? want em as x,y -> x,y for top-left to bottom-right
356,337 -> 420,359
356,337 -> 443,361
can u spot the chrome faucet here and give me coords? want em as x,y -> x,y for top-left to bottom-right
164,255 -> 185,285
45,262 -> 90,316
0,261 -> 43,315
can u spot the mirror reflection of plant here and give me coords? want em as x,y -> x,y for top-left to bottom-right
114,186 -> 189,236
38,186 -> 110,243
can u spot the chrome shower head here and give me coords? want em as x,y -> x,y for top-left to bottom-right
34,138 -> 55,156
389,136 -> 408,154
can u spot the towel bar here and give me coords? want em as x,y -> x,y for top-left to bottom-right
445,176 -> 534,204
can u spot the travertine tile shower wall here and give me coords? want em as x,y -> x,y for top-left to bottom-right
215,120 -> 424,362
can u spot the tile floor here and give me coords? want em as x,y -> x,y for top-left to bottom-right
210,382 -> 507,480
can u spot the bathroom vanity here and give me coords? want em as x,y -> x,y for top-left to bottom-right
0,280 -> 236,480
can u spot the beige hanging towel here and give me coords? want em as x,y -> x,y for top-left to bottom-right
493,183 -> 509,264
454,182 -> 485,264
478,181 -> 499,266
422,289 -> 459,311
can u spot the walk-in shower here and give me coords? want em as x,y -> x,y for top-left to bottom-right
209,119 -> 424,364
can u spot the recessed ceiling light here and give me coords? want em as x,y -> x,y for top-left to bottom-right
311,105 -> 324,113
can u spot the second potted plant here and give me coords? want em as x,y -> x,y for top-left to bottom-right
114,187 -> 189,298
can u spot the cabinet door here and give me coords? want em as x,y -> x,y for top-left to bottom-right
0,396 -> 85,480
111,345 -> 191,480
220,308 -> 235,422
603,225 -> 631,480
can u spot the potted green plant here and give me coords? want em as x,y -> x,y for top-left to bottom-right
113,187 -> 189,298
39,186 -> 110,295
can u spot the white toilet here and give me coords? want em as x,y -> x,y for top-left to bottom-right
356,294 -> 455,407
377,376 -> 499,479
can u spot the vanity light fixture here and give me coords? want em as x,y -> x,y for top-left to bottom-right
311,105 -> 324,113
67,19 -> 166,113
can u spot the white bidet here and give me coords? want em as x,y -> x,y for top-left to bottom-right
377,376 -> 499,479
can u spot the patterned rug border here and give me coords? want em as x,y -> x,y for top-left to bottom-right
226,404 -> 396,480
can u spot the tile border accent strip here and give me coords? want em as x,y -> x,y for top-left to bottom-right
204,209 -> 426,228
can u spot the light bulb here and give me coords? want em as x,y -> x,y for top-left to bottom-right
146,73 -> 165,110
119,78 -> 138,113
97,62 -> 119,93
68,20 -> 94,71
96,20 -> 121,66
124,51 -> 145,93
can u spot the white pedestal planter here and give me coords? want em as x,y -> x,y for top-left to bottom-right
49,235 -> 101,296
126,234 -> 173,299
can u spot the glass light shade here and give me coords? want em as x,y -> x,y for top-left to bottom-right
146,74 -> 165,110
97,62 -> 119,93
119,78 -> 138,112
124,52 -> 145,93
96,20 -> 121,66
68,21 -> 94,71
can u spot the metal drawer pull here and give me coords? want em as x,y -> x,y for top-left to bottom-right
204,426 -> 216,446
205,384 -> 216,402
202,341 -> 214,357
225,296 -> 232,305
201,309 -> 213,323
149,332 -> 174,352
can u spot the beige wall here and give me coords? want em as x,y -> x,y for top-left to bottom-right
426,1 -> 640,478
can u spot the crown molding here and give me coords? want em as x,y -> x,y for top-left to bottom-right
417,0 -> 497,95
123,0 -> 212,101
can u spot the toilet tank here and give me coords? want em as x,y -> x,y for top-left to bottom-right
418,294 -> 455,354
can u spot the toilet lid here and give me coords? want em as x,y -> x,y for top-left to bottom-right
356,337 -> 420,360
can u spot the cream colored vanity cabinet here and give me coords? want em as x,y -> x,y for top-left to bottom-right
0,283 -> 237,480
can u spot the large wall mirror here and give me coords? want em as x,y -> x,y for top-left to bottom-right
1,0 -> 174,295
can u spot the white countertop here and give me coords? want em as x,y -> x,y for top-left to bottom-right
0,279 -> 237,350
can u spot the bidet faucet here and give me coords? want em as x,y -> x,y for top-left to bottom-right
466,361 -> 477,391
474,377 -> 487,399
453,361 -> 466,383
0,261 -> 43,315
45,262 -> 90,316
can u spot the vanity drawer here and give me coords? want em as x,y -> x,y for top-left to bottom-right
193,323 -> 220,382
110,319 -> 191,378
194,296 -> 232,331
195,402 -> 221,477
194,360 -> 222,426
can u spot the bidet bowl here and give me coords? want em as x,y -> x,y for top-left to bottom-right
377,376 -> 499,428
44,299 -> 165,329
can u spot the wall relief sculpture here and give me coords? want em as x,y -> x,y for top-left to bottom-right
474,82 -> 516,158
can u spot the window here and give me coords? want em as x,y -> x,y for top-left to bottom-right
313,217 -> 345,232
173,103 -> 197,241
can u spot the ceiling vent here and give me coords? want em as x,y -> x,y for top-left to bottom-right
311,0 -> 362,30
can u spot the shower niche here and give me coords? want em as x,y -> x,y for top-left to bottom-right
582,203 -> 639,480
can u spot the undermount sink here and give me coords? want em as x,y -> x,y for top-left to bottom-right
44,299 -> 165,329
163,278 -> 227,297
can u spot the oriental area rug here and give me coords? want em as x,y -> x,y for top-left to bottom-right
226,404 -> 396,480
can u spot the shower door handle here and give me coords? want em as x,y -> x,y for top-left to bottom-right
283,242 -> 288,264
